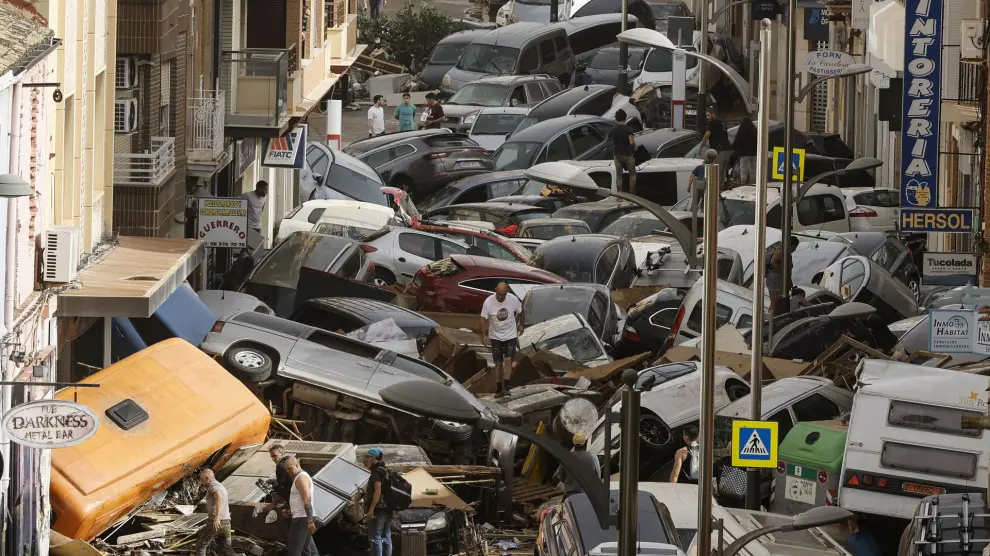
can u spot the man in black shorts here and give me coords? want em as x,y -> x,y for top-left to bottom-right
480,282 -> 524,398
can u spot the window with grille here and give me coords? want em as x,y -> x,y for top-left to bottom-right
114,100 -> 137,133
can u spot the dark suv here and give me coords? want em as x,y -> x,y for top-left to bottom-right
441,74 -> 563,133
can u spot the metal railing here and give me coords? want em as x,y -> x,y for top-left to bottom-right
188,91 -> 226,161
114,137 -> 176,186
220,49 -> 290,128
959,61 -> 985,104
324,0 -> 349,28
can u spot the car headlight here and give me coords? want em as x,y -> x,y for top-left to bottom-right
464,113 -> 478,125
425,512 -> 447,532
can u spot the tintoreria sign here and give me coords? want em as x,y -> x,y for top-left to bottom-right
2,400 -> 99,449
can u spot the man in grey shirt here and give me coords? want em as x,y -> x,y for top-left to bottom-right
196,469 -> 237,556
558,432 -> 601,496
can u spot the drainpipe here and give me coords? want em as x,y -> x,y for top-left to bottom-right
5,81 -> 21,332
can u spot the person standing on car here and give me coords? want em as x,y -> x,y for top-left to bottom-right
558,432 -> 601,495
420,93 -> 445,130
363,447 -> 393,556
369,95 -> 386,137
195,469 -> 237,556
481,282 -> 524,398
669,426 -> 700,484
767,237 -> 799,316
394,93 -> 417,132
699,107 -> 731,154
607,109 -> 637,195
285,456 -> 319,556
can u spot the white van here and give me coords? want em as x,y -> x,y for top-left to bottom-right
308,201 -> 399,241
839,360 -> 990,520
667,278 -> 768,345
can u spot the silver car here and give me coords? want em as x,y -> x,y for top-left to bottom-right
200,310 -> 486,447
361,226 -> 472,286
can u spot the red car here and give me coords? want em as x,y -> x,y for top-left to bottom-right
410,221 -> 533,264
405,254 -> 566,313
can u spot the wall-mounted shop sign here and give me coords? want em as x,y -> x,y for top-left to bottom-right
899,0 -> 942,222
2,400 -> 99,449
802,51 -> 855,76
922,252 -> 977,286
900,208 -> 974,233
261,124 -> 308,169
198,198 -> 249,248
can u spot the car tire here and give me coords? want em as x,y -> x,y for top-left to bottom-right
374,267 -> 397,287
225,345 -> 273,382
639,413 -> 672,451
432,419 -> 475,442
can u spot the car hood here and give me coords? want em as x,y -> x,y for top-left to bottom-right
443,104 -> 488,119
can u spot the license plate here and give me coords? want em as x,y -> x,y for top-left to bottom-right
785,475 -> 817,505
457,161 -> 485,169
902,482 -> 945,496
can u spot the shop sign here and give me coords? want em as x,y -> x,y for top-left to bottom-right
2,400 -> 99,449
261,124 -> 308,169
198,198 -> 249,248
899,0 -> 942,216
802,51 -> 855,76
929,309 -> 977,353
803,8 -> 830,42
899,208 -> 974,233
922,252 -> 977,286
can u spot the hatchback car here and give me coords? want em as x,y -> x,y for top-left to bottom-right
405,255 -> 566,313
552,200 -> 640,232
343,130 -> 492,200
492,115 -> 616,171
300,142 -> 391,206
306,201 -> 401,241
814,255 -> 919,323
360,226 -> 472,286
441,74 -> 561,132
842,187 -> 899,232
422,202 -> 551,236
239,232 -> 374,317
523,283 -> 620,344
412,221 -> 534,263
533,234 -> 637,290
829,232 -> 921,295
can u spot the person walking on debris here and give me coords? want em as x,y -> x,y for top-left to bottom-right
286,456 -> 320,556
256,444 -> 292,517
607,109 -> 637,195
669,426 -> 700,484
558,432 -> 601,496
363,448 -> 394,556
195,469 -> 237,556
481,282 -> 524,398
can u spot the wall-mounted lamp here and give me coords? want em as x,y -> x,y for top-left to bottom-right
24,82 -> 62,103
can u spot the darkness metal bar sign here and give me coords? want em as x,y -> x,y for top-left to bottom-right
899,0 -> 942,227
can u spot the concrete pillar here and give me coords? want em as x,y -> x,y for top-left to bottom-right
327,99 -> 342,149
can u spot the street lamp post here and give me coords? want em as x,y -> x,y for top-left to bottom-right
794,64 -> 872,102
721,506 -> 854,556
617,369 -> 641,556
779,0 -> 797,325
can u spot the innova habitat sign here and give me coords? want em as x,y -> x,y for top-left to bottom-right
2,400 -> 99,449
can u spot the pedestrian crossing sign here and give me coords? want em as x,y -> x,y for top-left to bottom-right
770,147 -> 806,181
731,419 -> 778,468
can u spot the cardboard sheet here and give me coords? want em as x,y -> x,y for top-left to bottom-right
403,467 -> 471,511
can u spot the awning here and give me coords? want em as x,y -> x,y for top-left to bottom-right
57,237 -> 206,318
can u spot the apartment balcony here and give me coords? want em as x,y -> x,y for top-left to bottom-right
949,60 -> 985,122
113,137 -> 177,187
221,48 -> 294,138
187,91 -> 234,178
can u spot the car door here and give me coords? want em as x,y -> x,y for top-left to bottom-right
569,124 -> 607,159
795,193 -> 849,232
873,189 -> 900,230
395,231 -> 440,280
594,244 -> 620,288
286,329 -> 380,392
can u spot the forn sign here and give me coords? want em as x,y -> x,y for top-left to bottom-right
2,400 -> 99,449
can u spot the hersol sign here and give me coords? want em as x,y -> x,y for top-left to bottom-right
2,400 -> 99,449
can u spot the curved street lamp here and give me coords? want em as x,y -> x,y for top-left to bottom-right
795,64 -> 873,102
721,506 -> 853,556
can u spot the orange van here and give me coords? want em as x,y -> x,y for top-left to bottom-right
51,338 -> 271,540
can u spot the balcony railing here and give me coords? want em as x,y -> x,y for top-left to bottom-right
220,49 -> 290,128
113,137 -> 176,186
959,61 -> 985,104
188,91 -> 226,162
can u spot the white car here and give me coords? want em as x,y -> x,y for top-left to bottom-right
632,33 -> 702,90
842,187 -> 899,232
277,200 -> 394,242
691,182 -> 852,234
310,201 -> 399,241
518,313 -> 612,368
468,107 -> 531,151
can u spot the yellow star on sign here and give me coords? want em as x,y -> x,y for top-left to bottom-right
971,392 -> 979,400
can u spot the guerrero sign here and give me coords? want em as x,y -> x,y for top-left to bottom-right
198,198 -> 249,248
2,400 -> 99,449
802,51 -> 854,76
923,252 -> 977,286
899,0 -> 942,226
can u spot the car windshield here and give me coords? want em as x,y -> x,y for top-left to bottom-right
720,198 -> 758,227
456,44 -> 520,74
651,2 -> 688,18
493,142 -> 542,170
533,327 -> 604,362
635,362 -> 697,390
512,116 -> 541,136
525,289 -> 594,323
589,49 -> 645,70
474,113 -> 528,135
644,48 -> 699,72
314,222 -> 381,241
249,234 -> 348,288
602,216 -> 662,238
430,42 -> 470,65
449,84 -> 510,107
520,223 -> 589,240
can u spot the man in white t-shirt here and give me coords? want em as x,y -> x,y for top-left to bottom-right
480,282 -> 524,397
368,95 -> 386,137
242,180 -> 268,232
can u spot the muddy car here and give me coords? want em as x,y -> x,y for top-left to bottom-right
518,313 -> 612,367
813,255 -> 919,323
522,283 -> 622,345
767,302 -> 898,360
200,311 -> 491,463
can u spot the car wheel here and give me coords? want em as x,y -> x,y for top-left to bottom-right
432,419 -> 474,442
726,383 -> 750,401
374,267 -> 397,287
225,345 -> 273,382
639,414 -> 672,450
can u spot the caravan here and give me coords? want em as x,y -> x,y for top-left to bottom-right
839,360 -> 990,520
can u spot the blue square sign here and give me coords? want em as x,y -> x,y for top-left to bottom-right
731,419 -> 778,468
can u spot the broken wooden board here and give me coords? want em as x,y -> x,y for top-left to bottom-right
802,335 -> 890,389
561,352 -> 651,383
116,527 -> 166,546
662,346 -> 809,380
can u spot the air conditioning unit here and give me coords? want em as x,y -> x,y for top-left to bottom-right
961,20 -> 984,60
43,227 -> 79,283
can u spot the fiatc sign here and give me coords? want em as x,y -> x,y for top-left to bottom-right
2,400 -> 99,449
899,0 -> 946,231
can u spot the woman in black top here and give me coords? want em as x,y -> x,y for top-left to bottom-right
729,117 -> 758,186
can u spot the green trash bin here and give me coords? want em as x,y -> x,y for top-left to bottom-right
771,420 -> 847,516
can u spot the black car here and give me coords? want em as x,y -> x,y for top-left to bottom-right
523,283 -> 620,344
552,200 -> 640,232
615,287 -> 687,357
578,46 -> 648,87
422,29 -> 491,89
422,202 -> 551,236
511,85 -> 636,137
290,297 -> 440,347
492,115 -> 615,171
533,234 -> 637,289
343,130 -> 493,201
633,128 -> 703,158
488,195 -> 569,213
418,171 -> 530,210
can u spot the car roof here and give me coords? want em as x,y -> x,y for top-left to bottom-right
519,217 -> 589,227
527,85 -> 616,118
343,129 -> 451,155
302,297 -> 438,327
471,74 -> 555,86
438,202 -> 548,215
565,490 -> 671,550
474,22 -> 556,46
438,28 -> 491,45
446,170 -> 528,190
450,254 -> 565,280
554,200 -> 637,215
505,114 -> 611,143
477,106 -> 532,116
720,376 -> 837,418
554,13 -> 641,32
